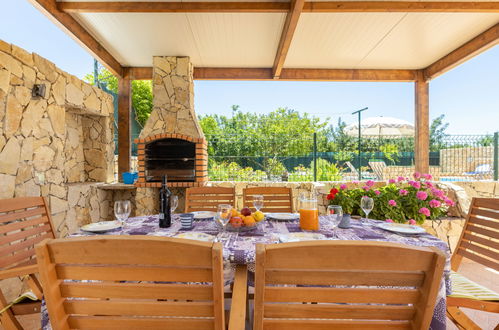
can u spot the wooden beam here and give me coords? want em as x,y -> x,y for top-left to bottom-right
129,67 -> 153,80
424,23 -> 499,80
118,68 -> 131,180
58,1 -> 499,13
28,0 -> 123,77
192,67 -> 417,81
273,0 -> 306,78
415,71 -> 430,174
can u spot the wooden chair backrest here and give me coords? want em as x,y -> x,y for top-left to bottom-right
185,187 -> 235,213
0,197 -> 55,270
243,187 -> 293,213
36,236 -> 225,330
451,197 -> 499,272
254,241 -> 446,330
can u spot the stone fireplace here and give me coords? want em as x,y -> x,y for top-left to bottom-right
134,56 -> 207,189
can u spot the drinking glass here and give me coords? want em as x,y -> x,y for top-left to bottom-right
217,204 -> 232,231
171,195 -> 179,214
360,196 -> 374,223
114,200 -> 131,228
253,195 -> 264,212
327,205 -> 343,224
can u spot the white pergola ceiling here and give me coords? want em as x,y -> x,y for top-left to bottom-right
71,9 -> 499,69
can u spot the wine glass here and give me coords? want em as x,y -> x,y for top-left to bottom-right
360,196 -> 374,223
327,205 -> 343,225
253,195 -> 264,212
217,204 -> 232,231
170,195 -> 178,214
115,200 -> 131,232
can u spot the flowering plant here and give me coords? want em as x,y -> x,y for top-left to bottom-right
327,173 -> 454,224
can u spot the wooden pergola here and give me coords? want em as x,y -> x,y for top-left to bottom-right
29,0 -> 499,178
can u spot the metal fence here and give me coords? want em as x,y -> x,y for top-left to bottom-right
205,133 -> 499,182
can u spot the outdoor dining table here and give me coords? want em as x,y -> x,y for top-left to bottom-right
42,214 -> 451,330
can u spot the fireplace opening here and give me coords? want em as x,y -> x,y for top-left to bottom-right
145,138 -> 196,182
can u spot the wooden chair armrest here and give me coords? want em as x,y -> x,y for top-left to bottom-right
228,265 -> 248,330
0,265 -> 38,280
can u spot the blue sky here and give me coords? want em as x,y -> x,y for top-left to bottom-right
1,1 -> 498,134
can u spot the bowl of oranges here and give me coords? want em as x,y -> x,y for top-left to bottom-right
219,207 -> 265,232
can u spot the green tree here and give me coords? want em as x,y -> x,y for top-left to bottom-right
84,68 -> 153,127
430,114 -> 449,151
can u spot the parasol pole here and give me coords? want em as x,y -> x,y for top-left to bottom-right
352,107 -> 368,180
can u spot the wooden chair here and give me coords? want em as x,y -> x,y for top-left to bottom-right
243,187 -> 293,213
446,197 -> 499,330
0,197 -> 55,330
253,240 -> 446,330
36,235 -> 247,330
185,187 -> 235,213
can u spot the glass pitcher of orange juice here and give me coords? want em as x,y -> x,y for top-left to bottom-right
299,193 -> 319,231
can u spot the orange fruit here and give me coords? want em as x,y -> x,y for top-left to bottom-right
230,209 -> 238,217
243,215 -> 256,227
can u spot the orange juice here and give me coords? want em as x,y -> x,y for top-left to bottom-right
299,208 -> 319,230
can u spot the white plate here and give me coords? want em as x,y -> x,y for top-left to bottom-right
192,211 -> 216,219
81,221 -> 122,233
279,232 -> 325,243
175,232 -> 215,242
376,222 -> 426,235
266,213 -> 299,221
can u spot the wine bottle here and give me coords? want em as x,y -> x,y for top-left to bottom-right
159,175 -> 172,228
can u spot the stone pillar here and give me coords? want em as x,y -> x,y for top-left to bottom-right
139,56 -> 204,139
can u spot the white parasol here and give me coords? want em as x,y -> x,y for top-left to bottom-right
344,116 -> 415,137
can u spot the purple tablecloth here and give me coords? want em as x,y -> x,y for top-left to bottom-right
42,215 -> 451,330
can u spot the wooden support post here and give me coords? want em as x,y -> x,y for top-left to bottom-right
118,68 -> 131,181
415,71 -> 430,174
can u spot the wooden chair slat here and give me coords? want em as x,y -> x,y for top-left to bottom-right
457,248 -> 499,271
0,223 -> 52,246
264,287 -> 420,304
465,223 -> 499,240
468,215 -> 499,231
49,236 -> 213,267
460,241 -> 499,261
64,300 -> 214,317
68,316 -> 215,330
262,319 -> 411,330
243,187 -> 293,213
0,232 -> 52,256
185,187 -> 235,213
473,198 -> 498,209
0,207 -> 46,224
0,216 -> 49,234
0,197 -> 46,213
0,247 -> 36,269
56,265 -> 213,282
265,269 -> 424,286
60,282 -> 213,300
264,241 -> 434,271
254,241 -> 445,330
263,304 -> 415,320
471,207 -> 499,221
462,232 -> 499,251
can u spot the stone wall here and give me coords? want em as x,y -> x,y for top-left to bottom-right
0,39 -> 115,236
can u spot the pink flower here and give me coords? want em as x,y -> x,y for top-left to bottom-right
425,182 -> 434,188
366,180 -> 375,187
423,173 -> 433,180
411,181 -> 421,189
399,189 -> 408,196
431,188 -> 444,199
352,180 -> 359,184
397,176 -> 405,182
340,184 -> 347,190
408,219 -> 417,225
419,207 -> 431,217
413,172 -> 421,179
416,191 -> 428,201
386,219 -> 394,223
388,200 -> 397,207
388,179 -> 396,184
362,186 -> 370,191
429,199 -> 441,208
444,198 -> 455,206
374,190 -> 381,195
